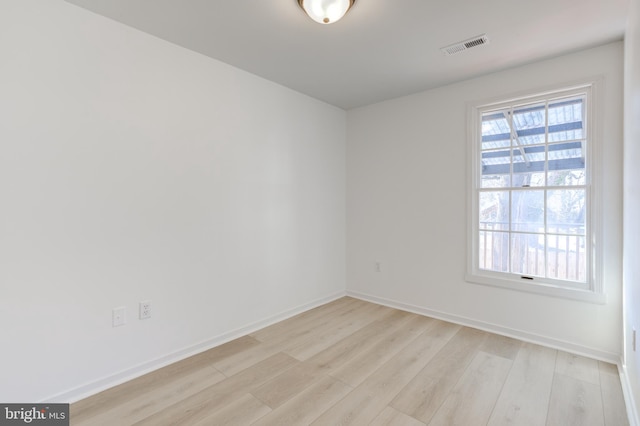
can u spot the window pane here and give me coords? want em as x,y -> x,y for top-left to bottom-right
512,103 -> 546,145
548,97 -> 584,142
513,147 -> 545,187
547,142 -> 585,186
546,235 -> 586,282
480,191 -> 509,230
481,149 -> 511,188
547,189 -> 586,235
511,190 -> 544,232
511,233 -> 545,277
481,110 -> 511,150
479,231 -> 509,272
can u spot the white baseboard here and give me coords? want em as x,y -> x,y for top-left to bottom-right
620,364 -> 640,426
44,290 -> 347,403
347,290 -> 620,364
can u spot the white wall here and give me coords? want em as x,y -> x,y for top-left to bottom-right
347,43 -> 623,360
624,0 -> 640,421
0,0 -> 345,402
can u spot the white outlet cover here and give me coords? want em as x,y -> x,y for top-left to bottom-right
139,300 -> 152,319
112,307 -> 126,327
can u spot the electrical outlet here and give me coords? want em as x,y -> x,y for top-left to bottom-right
112,307 -> 126,327
139,300 -> 152,320
375,261 -> 381,272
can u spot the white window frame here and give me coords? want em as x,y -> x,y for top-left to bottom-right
466,81 -> 605,304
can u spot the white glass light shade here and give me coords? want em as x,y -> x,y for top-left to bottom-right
298,0 -> 355,24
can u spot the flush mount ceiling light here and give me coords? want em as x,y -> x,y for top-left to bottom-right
297,0 -> 356,24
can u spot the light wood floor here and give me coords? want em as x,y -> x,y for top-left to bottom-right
71,297 -> 629,425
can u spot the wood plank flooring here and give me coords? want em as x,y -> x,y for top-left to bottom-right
70,297 -> 629,425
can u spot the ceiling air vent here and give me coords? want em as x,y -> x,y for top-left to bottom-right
440,34 -> 489,56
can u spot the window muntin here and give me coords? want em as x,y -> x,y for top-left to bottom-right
472,88 -> 593,292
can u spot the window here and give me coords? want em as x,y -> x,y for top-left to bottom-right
467,83 -> 603,302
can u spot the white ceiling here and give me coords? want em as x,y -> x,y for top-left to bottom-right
64,0 -> 629,109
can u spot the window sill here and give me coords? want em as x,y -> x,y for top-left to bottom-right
465,273 -> 606,304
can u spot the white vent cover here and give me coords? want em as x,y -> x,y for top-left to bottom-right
440,34 -> 489,56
